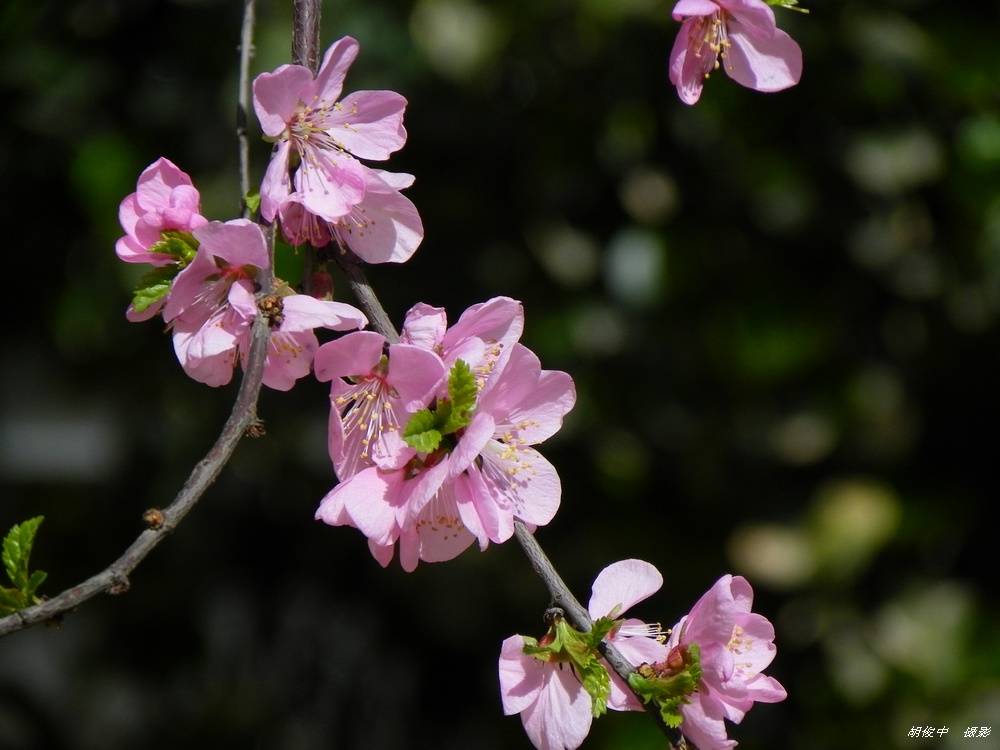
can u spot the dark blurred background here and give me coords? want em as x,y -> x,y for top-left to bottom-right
2,0 -> 999,748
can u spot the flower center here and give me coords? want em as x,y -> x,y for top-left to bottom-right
692,11 -> 731,74
290,100 -> 344,152
334,366 -> 402,473
727,624 -> 757,679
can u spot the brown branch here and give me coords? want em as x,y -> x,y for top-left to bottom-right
237,0 -> 257,217
0,0 -> 273,639
0,309 -> 271,637
3,4 -> 697,746
332,250 -> 401,344
292,0 -> 322,72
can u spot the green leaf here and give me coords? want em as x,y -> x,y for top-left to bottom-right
3,516 -> 43,589
131,267 -> 175,313
401,361 -> 479,451
586,616 -> 619,646
552,617 -> 611,717
441,359 -> 477,434
244,189 -> 261,215
149,230 -> 198,264
129,230 -> 196,313
765,0 -> 809,11
519,614 -> 613,717
403,409 -> 443,452
626,642 -> 703,729
0,588 -> 22,611
0,516 -> 46,616
26,569 -> 48,599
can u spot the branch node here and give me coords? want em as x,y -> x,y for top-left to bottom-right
258,293 -> 285,328
108,573 -> 131,595
44,615 -> 63,629
246,420 -> 266,438
142,508 -> 166,530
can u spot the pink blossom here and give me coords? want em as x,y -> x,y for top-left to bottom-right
371,342 -> 574,571
669,0 -> 802,105
276,167 -> 424,264
116,157 -> 207,265
163,219 -> 267,328
587,559 -> 672,711
260,295 -> 369,391
319,296 -> 524,480
172,290 -> 367,391
666,574 -> 787,750
399,296 -> 526,399
252,36 -> 408,225
498,559 -> 669,749
499,634 -> 593,750
170,281 -> 255,388
116,158 -> 209,321
314,299 -> 574,571
165,219 -> 367,389
314,329 -> 447,479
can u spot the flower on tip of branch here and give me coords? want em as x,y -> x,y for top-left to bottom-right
668,0 -> 802,105
662,574 -> 787,750
499,559 -> 673,750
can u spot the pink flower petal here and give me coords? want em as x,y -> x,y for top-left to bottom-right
308,36 -> 360,106
325,90 -> 408,160
314,330 -> 385,382
279,294 -> 368,333
725,24 -> 802,92
252,64 -> 315,137
588,559 -> 663,619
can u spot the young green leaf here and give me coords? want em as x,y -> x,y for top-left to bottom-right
402,409 -> 443,453
244,189 -> 261,215
131,266 -> 175,312
149,230 -> 199,264
440,359 -> 477,434
626,642 -> 702,729
0,516 -> 47,616
765,0 -> 809,11
552,617 -> 611,717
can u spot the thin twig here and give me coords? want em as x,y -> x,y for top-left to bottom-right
332,250 -> 401,344
237,0 -> 257,217
0,313 -> 271,637
0,0 -> 272,639
290,0 -> 323,298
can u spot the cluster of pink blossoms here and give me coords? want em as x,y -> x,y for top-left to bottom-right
115,37 -> 425,388
115,158 -> 368,390
314,297 -> 576,571
668,0 -> 803,104
500,562 -> 786,750
113,32 -> 791,749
